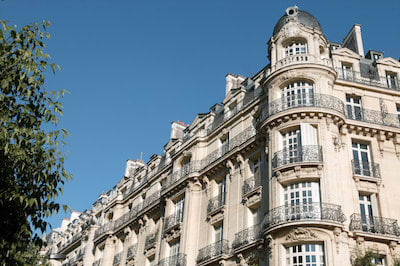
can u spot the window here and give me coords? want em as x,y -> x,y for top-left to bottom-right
346,95 -> 362,120
341,63 -> 353,80
386,72 -> 398,89
286,243 -> 325,266
283,182 -> 321,220
214,224 -> 223,242
285,42 -> 307,57
218,177 -> 226,204
397,104 -> 400,125
352,142 -> 371,176
174,197 -> 185,223
220,133 -> 229,154
372,257 -> 386,266
252,157 -> 261,181
282,129 -> 301,163
248,208 -> 258,227
283,81 -> 314,107
359,194 -> 374,231
170,240 -> 180,257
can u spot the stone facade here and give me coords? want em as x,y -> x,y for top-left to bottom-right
43,6 -> 400,266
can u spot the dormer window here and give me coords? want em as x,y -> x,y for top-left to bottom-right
285,42 -> 307,57
386,72 -> 398,89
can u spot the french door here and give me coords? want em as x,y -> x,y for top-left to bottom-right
352,142 -> 371,176
283,182 -> 321,220
283,82 -> 314,107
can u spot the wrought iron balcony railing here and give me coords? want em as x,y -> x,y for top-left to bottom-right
92,259 -> 101,266
196,239 -> 230,264
232,224 -> 262,249
272,145 -> 323,169
336,67 -> 400,91
351,160 -> 381,179
349,213 -> 400,237
263,202 -> 346,230
242,175 -> 261,196
94,222 -> 113,240
145,231 -> 158,249
164,210 -> 184,231
158,253 -> 187,266
161,161 -> 202,191
207,194 -> 225,214
113,252 -> 122,265
260,93 -> 345,122
127,244 -> 137,259
345,107 -> 400,128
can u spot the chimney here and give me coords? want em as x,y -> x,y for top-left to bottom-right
342,24 -> 364,57
225,74 -> 246,96
124,159 -> 145,178
170,121 -> 188,140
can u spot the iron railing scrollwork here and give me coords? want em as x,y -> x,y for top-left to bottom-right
272,145 -> 323,169
351,160 -> 381,178
345,107 -> 400,128
145,231 -> 158,249
242,175 -> 261,196
113,252 -> 122,265
336,67 -> 400,91
157,253 -> 187,266
349,214 -> 400,236
207,194 -> 225,214
232,224 -> 262,249
196,239 -> 230,264
163,210 -> 184,231
263,202 -> 346,230
127,244 -> 137,259
261,93 -> 345,122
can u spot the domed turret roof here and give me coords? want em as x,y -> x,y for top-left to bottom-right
272,6 -> 322,36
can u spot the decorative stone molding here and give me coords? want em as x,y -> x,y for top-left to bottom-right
243,187 -> 262,209
266,235 -> 273,258
285,228 -> 317,241
207,209 -> 225,226
164,225 -> 182,243
237,253 -> 247,266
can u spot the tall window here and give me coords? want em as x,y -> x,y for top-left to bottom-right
283,182 -> 320,219
397,104 -> 400,125
170,240 -> 180,257
282,129 -> 301,163
220,134 -> 229,154
352,142 -> 371,176
341,63 -> 353,80
285,42 -> 307,57
218,177 -> 226,204
174,197 -> 185,223
214,224 -> 223,242
283,82 -> 314,107
359,194 -> 374,232
346,95 -> 362,120
286,243 -> 325,266
386,72 -> 398,89
252,158 -> 261,181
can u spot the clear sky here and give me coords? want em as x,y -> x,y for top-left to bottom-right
1,0 -> 400,233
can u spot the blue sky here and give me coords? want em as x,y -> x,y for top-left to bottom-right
1,0 -> 400,233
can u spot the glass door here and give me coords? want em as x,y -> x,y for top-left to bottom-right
284,182 -> 321,221
283,82 -> 314,108
346,95 -> 362,120
352,142 -> 371,176
359,194 -> 374,232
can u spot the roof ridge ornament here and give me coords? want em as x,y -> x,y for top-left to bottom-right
285,6 -> 298,17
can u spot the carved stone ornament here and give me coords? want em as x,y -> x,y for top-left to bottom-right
286,228 -> 317,241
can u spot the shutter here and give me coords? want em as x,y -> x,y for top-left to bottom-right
300,123 -> 318,146
371,194 -> 379,217
277,131 -> 284,150
311,182 -> 321,203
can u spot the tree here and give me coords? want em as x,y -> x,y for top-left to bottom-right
351,249 -> 381,266
0,20 -> 71,264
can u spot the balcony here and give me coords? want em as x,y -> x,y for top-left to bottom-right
164,211 -> 184,232
126,244 -> 137,260
351,160 -> 381,180
336,67 -> 400,91
196,240 -> 230,264
232,224 -> 262,250
92,260 -> 101,266
261,93 -> 345,122
207,195 -> 225,215
242,176 -> 261,196
158,253 -> 187,266
263,202 -> 346,232
272,145 -> 323,169
345,107 -> 400,128
349,214 -> 400,237
242,176 -> 262,209
113,252 -> 122,266
144,231 -> 158,258
161,161 -> 201,191
265,54 -> 333,76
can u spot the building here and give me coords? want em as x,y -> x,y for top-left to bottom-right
43,6 -> 400,266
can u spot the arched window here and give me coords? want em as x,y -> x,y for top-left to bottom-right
284,41 -> 307,57
283,81 -> 314,107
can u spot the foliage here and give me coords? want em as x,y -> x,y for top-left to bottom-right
0,20 -> 71,264
351,248 -> 381,266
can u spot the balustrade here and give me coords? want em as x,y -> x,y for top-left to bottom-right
272,145 -> 323,169
242,176 -> 261,196
113,252 -> 122,265
207,194 -> 225,214
127,244 -> 137,259
158,253 -> 187,266
351,160 -> 381,179
263,202 -> 346,230
349,214 -> 400,237
163,211 -> 184,231
196,239 -> 230,264
232,224 -> 261,249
